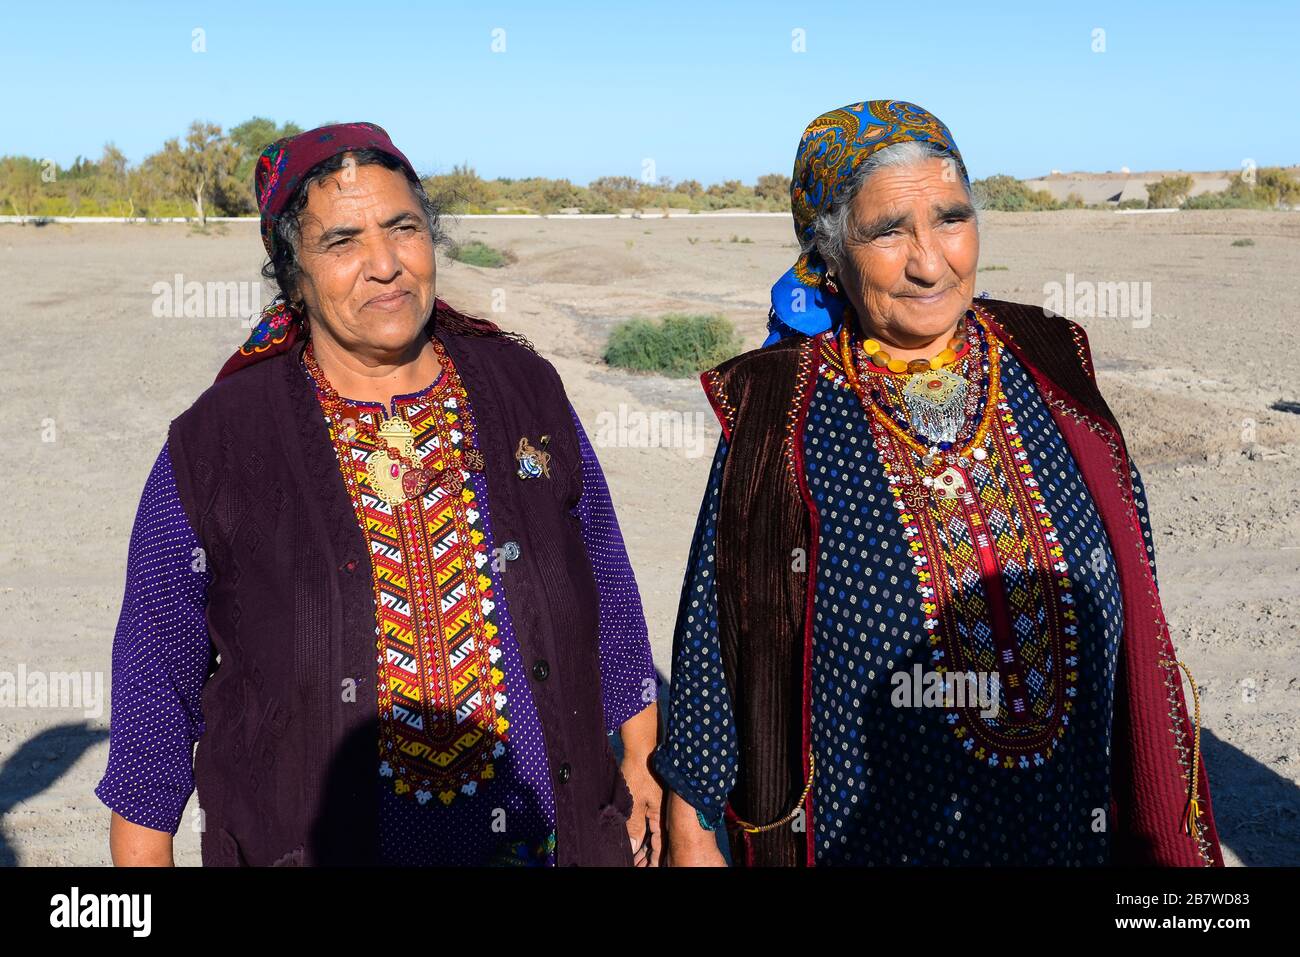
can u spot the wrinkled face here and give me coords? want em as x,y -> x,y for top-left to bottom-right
293,158 -> 436,358
835,156 -> 979,348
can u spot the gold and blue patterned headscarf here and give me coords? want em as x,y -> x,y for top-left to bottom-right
765,100 -> 969,346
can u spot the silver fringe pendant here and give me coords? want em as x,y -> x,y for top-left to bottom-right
903,369 -> 968,445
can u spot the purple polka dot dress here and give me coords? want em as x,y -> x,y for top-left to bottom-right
95,354 -> 656,866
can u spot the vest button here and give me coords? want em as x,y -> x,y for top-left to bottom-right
501,540 -> 521,561
342,559 -> 358,573
532,659 -> 550,681
557,762 -> 571,784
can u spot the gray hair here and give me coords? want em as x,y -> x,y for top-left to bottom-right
806,140 -> 979,276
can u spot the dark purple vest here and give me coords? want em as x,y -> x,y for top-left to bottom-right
167,321 -> 634,866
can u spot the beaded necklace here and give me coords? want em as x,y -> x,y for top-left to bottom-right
838,306 -> 1002,486
865,312 -> 990,450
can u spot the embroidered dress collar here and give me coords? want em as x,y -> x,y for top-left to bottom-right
297,334 -> 451,416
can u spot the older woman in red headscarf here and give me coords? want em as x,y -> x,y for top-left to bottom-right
95,123 -> 662,866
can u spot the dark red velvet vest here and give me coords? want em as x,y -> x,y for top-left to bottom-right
700,298 -> 1223,867
167,317 -> 634,866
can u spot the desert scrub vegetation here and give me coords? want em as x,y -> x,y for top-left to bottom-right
449,240 -> 515,268
603,313 -> 741,377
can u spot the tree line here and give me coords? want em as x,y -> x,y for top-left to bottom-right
4,118 -> 1294,220
0,117 -> 793,221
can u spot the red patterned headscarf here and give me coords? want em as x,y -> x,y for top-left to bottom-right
256,121 -> 417,260
215,122 -> 419,384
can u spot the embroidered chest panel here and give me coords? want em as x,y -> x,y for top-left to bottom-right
803,318 -> 1098,768
309,344 -> 509,806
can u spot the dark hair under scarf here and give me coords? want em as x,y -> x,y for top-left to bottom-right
215,122 -> 514,384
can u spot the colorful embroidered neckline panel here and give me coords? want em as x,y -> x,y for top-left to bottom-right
308,340 -> 510,805
815,318 -> 1077,765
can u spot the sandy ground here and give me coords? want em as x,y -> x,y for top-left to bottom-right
1,209 -> 1297,866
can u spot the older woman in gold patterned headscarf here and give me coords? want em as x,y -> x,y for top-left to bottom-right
654,100 -> 1222,868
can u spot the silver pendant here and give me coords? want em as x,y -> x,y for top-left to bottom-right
904,370 -> 968,445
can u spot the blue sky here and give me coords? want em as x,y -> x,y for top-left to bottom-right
2,1 -> 1296,184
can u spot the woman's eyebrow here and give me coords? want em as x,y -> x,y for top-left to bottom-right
316,223 -> 361,244
852,211 -> 910,240
934,201 -> 976,220
316,211 -> 423,244
380,210 -> 423,227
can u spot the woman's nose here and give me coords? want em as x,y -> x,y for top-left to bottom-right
906,228 -> 947,283
363,235 -> 402,279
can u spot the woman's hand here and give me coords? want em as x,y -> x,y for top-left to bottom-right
618,702 -> 662,865
620,751 -> 663,866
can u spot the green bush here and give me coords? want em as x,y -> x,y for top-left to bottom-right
1182,191 -> 1269,210
1182,185 -> 1270,210
1253,167 -> 1300,207
971,174 -> 1060,211
1146,175 -> 1194,208
603,313 -> 741,377
1183,169 -> 1299,210
450,241 -> 512,268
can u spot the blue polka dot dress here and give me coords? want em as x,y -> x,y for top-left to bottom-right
657,324 -> 1128,865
